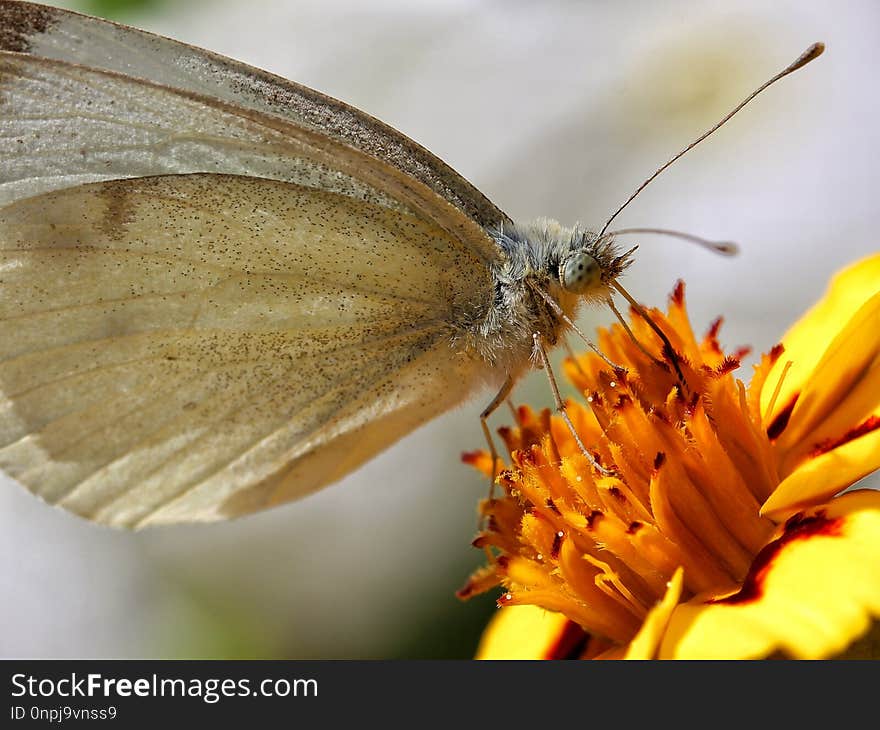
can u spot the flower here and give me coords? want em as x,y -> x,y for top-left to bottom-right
459,253 -> 880,659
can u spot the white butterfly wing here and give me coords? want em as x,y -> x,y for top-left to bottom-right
0,174 -> 494,526
0,53 -> 401,216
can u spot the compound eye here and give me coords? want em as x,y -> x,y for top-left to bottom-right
560,252 -> 601,294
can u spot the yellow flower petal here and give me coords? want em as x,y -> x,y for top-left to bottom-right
762,423 -> 880,518
761,252 -> 880,424
624,567 -> 683,659
475,605 -> 583,660
758,254 -> 880,514
659,490 -> 880,659
772,291 -> 880,467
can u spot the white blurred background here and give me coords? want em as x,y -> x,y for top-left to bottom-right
2,0 -> 878,658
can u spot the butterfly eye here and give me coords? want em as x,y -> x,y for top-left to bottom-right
560,252 -> 601,294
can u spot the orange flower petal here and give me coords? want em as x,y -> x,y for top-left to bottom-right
659,490 -> 880,659
461,449 -> 496,479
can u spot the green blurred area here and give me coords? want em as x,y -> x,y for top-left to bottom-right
160,580 -> 497,660
74,0 -> 166,19
153,555 -> 499,660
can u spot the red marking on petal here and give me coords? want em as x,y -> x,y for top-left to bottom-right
627,521 -> 643,534
733,346 -> 752,361
497,426 -> 516,454
671,280 -> 686,307
518,448 -> 538,466
716,356 -> 741,375
544,620 -> 590,660
661,343 -> 680,368
550,531 -> 563,559
766,392 -> 800,441
456,575 -> 489,599
706,316 -> 724,341
545,498 -> 561,515
614,393 -> 633,409
768,343 -> 785,366
654,452 -> 667,470
810,415 -> 880,457
585,510 -> 603,530
607,486 -> 626,502
712,510 -> 844,605
461,450 -> 485,465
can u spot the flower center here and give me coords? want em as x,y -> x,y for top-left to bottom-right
460,282 -> 780,646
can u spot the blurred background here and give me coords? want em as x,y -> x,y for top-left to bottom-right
1,0 -> 878,658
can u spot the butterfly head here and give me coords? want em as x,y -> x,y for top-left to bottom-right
490,218 -> 635,304
557,228 -> 636,303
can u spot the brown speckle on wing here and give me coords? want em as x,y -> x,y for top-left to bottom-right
0,1 -> 55,54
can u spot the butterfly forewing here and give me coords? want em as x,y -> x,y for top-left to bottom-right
0,0 -> 508,260
0,53 -> 404,212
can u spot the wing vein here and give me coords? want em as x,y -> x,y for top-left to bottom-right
128,345 -> 422,526
70,327 -> 444,521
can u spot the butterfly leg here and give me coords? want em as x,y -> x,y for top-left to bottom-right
532,332 -> 614,476
532,284 -> 627,374
480,375 -> 515,496
608,281 -> 688,392
605,296 -> 658,362
474,378 -> 515,546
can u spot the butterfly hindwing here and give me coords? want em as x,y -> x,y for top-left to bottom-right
0,173 -> 493,525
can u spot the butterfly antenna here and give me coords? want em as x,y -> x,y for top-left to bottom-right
597,42 -> 825,239
606,227 -> 739,256
609,281 -> 688,390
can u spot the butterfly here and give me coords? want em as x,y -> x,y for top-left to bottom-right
0,2 -> 822,528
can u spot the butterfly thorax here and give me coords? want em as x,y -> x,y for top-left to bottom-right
451,218 -> 633,377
